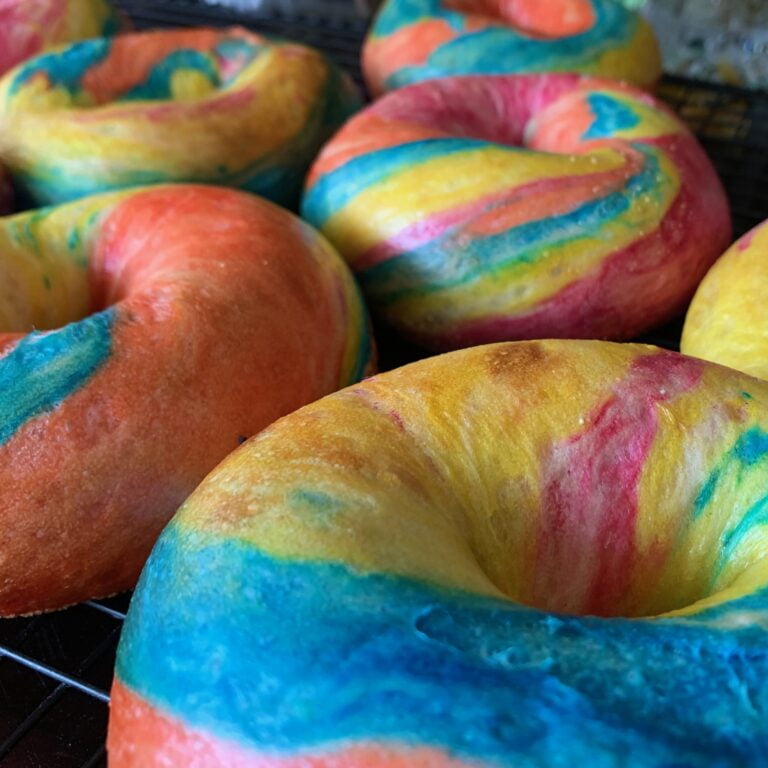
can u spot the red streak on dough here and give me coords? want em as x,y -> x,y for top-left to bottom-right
109,681 -> 475,768
532,351 -> 703,616
737,220 -> 768,251
0,0 -> 63,75
430,134 -> 729,349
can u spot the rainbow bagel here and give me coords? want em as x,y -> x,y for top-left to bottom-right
302,74 -> 731,350
0,27 -> 360,208
0,0 -> 123,77
109,340 -> 768,766
363,0 -> 661,96
0,184 -> 371,616
682,220 -> 768,381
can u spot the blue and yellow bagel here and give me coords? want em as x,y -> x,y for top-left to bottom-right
0,26 -> 360,208
110,340 -> 768,766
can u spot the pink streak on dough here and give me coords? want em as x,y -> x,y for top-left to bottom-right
533,352 -> 704,616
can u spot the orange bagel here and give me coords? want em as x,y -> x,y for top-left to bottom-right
0,185 -> 371,616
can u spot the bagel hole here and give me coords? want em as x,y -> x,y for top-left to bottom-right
0,211 -> 95,335
472,507 -> 768,621
443,0 -> 596,38
386,77 -> 628,160
460,377 -> 768,621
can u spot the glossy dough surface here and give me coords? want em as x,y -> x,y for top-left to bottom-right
302,74 -> 731,350
110,340 -> 768,767
682,220 -> 768,381
0,27 -> 359,208
0,185 -> 371,615
363,0 -> 661,95
0,0 -> 122,77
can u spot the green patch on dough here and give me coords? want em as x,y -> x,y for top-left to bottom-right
291,489 -> 346,524
694,427 -> 768,518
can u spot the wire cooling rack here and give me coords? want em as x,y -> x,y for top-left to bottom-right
0,2 -> 766,765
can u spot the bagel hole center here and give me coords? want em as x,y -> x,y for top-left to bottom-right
401,82 -> 628,163
0,213 -> 101,336
468,482 -> 768,620
443,0 -> 595,38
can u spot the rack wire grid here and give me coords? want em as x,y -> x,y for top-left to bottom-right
0,1 -> 767,765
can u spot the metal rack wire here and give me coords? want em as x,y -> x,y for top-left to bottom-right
660,75 -> 768,238
0,1 -> 766,765
0,595 -> 128,766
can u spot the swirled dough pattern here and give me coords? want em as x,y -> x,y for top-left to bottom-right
302,74 -> 730,349
111,340 -> 768,767
363,0 -> 661,95
0,27 -> 359,208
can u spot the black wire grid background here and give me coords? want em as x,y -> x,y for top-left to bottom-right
0,1 -> 767,765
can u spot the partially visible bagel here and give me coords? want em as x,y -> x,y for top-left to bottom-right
0,0 -> 123,77
0,27 -> 359,208
110,340 -> 768,767
683,220 -> 768,381
363,0 -> 661,95
0,184 -> 371,616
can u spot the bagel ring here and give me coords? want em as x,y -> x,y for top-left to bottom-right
0,184 -> 371,615
363,0 -> 661,95
0,27 -> 359,208
302,74 -> 731,349
110,340 -> 768,767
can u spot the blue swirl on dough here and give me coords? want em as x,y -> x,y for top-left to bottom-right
372,0 -> 639,91
695,428 -> 768,518
302,138 -> 487,228
117,524 -> 768,766
355,147 -> 665,302
6,38 -> 111,99
122,50 -> 220,100
0,308 -> 114,445
583,93 -> 641,139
